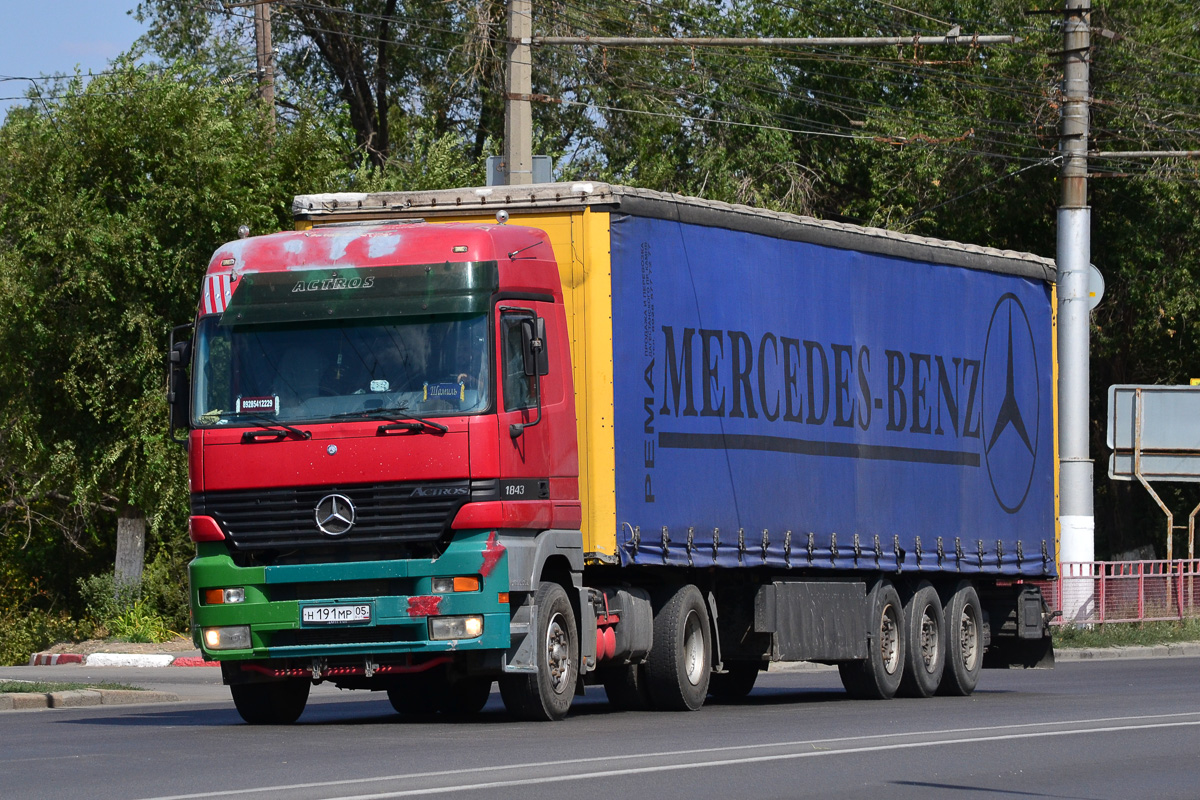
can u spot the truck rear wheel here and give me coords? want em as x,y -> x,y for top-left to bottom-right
230,679 -> 310,725
898,582 -> 945,698
938,581 -> 983,696
644,584 -> 711,711
707,661 -> 760,702
838,579 -> 905,700
499,581 -> 578,721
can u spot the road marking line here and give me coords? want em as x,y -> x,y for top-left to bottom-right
323,720 -> 1200,800
136,712 -> 1200,800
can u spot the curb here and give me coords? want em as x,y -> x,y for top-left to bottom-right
28,652 -> 219,668
0,689 -> 180,711
1053,641 -> 1200,661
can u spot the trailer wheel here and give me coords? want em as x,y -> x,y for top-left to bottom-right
230,679 -> 310,725
707,661 -> 761,702
898,582 -> 945,698
838,580 -> 905,700
499,581 -> 578,721
644,584 -> 711,711
601,663 -> 652,711
938,581 -> 983,696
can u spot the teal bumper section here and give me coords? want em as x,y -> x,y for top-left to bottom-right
189,530 -> 510,661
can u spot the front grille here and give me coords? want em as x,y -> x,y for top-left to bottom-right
270,625 -> 420,648
269,580 -> 411,602
192,479 -> 498,556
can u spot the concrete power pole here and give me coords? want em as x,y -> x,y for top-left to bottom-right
254,0 -> 276,131
1057,0 -> 1094,619
504,0 -> 533,185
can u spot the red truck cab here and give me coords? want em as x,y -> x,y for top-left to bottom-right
175,220 -> 583,722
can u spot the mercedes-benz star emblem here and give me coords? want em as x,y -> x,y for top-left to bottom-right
981,293 -> 1040,514
315,494 -> 356,536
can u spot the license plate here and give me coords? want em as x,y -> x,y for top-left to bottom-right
301,604 -> 372,625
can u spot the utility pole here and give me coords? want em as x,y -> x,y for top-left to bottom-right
504,0 -> 533,185
1057,0 -> 1094,620
253,0 -> 276,131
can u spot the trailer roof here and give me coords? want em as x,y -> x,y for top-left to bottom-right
293,182 -> 1056,282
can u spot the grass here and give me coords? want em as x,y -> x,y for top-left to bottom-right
0,680 -> 142,694
1052,617 -> 1200,648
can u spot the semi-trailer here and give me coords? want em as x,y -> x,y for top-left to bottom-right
170,182 -> 1058,723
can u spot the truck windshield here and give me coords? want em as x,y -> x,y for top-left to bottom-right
192,313 -> 490,427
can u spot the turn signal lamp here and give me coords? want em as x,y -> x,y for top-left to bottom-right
429,615 -> 484,640
202,625 -> 251,650
203,588 -> 245,605
189,516 -> 225,542
431,576 -> 481,593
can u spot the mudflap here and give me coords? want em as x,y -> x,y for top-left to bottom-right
983,635 -> 1055,669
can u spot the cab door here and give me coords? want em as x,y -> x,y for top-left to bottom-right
496,305 -> 551,507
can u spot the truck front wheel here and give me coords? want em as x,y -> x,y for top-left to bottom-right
838,579 -> 905,700
499,581 -> 578,721
645,584 -> 712,711
229,679 -> 310,725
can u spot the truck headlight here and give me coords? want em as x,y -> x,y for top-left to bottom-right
202,625 -> 252,650
429,615 -> 484,640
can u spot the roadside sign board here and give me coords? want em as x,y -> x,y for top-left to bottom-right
1108,385 -> 1200,482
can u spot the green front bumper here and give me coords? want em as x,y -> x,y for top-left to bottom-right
189,530 -> 510,661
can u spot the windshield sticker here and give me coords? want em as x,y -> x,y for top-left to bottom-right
370,379 -> 390,393
424,382 -> 466,404
202,274 -> 235,315
236,395 -> 280,415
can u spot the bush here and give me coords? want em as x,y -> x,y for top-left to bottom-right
0,609 -> 92,667
109,598 -> 173,643
77,571 -> 178,643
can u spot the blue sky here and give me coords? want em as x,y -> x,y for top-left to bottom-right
1,2 -> 147,119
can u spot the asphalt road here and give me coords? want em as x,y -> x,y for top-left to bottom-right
1,657 -> 1197,800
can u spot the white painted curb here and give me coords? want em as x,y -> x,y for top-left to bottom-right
85,653 -> 176,668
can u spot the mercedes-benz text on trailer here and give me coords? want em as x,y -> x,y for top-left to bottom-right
168,184 -> 1058,724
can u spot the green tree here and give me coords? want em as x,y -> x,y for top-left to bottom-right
0,58 -> 343,607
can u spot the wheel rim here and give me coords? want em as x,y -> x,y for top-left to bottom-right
880,604 -> 900,674
959,606 -> 979,672
682,609 -> 706,686
545,611 -> 573,695
918,606 -> 940,673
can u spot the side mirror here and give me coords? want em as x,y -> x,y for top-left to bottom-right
167,324 -> 193,443
520,317 -> 550,377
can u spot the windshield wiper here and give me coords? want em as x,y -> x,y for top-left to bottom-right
237,413 -> 312,441
330,405 -> 449,434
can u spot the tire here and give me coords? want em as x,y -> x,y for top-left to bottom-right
707,661 -> 760,702
644,584 -> 712,711
499,581 -> 578,721
938,580 -> 984,696
898,582 -> 945,698
601,663 -> 653,711
387,668 -> 448,715
838,579 -> 905,700
230,679 -> 310,725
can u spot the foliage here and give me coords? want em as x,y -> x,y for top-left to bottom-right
0,608 -> 92,667
0,59 -> 345,619
1053,618 -> 1200,648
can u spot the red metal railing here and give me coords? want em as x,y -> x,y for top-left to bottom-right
1040,560 -> 1200,624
